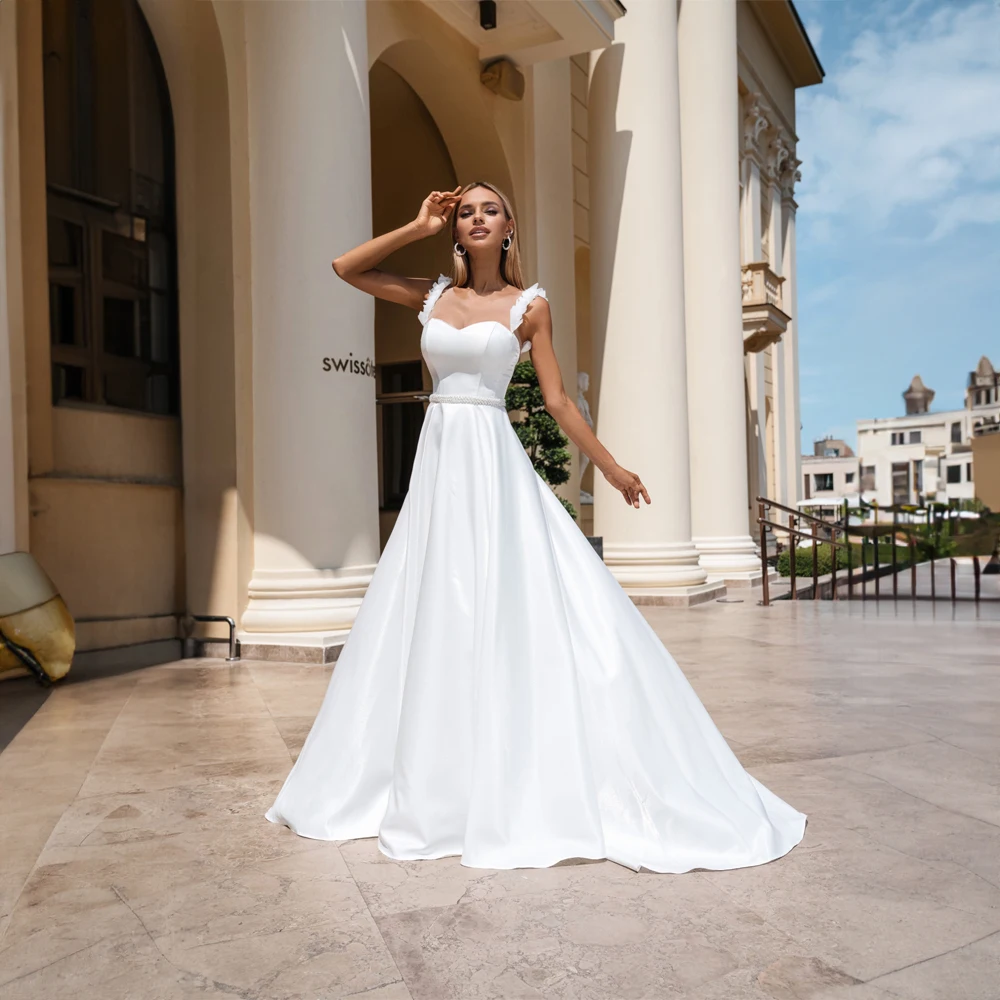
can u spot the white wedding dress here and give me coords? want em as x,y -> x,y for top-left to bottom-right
265,274 -> 807,873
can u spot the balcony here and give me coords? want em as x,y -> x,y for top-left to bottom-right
742,262 -> 791,353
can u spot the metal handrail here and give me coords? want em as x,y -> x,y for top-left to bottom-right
756,494 -> 992,606
187,614 -> 239,661
758,518 -> 850,549
756,495 -> 845,532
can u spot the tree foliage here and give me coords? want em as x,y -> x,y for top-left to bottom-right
505,360 -> 578,521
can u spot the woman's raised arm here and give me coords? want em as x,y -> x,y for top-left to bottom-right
525,297 -> 651,509
331,187 -> 461,311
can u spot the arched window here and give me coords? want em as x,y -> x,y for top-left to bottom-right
43,0 -> 178,415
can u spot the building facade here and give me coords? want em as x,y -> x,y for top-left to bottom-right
856,360 -> 1000,507
0,0 -> 821,662
801,436 -> 859,504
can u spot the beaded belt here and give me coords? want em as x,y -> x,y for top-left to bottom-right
428,393 -> 506,409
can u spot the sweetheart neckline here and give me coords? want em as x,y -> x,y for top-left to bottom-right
426,316 -> 529,350
430,317 -> 513,334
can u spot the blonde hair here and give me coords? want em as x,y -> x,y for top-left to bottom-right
450,180 -> 525,290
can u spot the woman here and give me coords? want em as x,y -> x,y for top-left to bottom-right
265,181 -> 807,873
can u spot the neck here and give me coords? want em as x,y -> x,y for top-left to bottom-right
465,254 -> 506,293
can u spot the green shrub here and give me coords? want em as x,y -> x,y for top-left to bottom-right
777,543 -> 846,578
506,360 -> 578,521
777,541 -> 912,578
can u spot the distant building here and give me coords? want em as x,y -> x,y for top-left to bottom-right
856,358 -> 1000,506
971,418 -> 1000,511
812,437 -> 854,458
801,436 -> 858,503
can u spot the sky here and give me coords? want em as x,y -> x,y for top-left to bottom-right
791,0 -> 1000,452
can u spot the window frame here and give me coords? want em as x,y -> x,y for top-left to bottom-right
43,0 -> 179,417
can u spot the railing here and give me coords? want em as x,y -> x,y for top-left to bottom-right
741,262 -> 784,308
187,614 -> 240,661
756,496 -> 997,607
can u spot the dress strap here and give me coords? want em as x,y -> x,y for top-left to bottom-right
418,273 -> 453,327
509,282 -> 548,334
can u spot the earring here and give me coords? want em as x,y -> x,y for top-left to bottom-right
502,233 -> 513,250
453,241 -> 467,256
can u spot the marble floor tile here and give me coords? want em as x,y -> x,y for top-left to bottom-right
866,928 -> 1000,1000
703,822 -> 1000,983
246,661 -> 336,717
2,600 -> 998,998
1,781 -> 403,999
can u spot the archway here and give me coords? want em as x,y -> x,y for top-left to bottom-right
135,0 -> 244,627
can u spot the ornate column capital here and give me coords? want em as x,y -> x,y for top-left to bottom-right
742,92 -> 801,199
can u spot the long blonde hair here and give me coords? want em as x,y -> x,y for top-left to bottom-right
450,180 -> 525,290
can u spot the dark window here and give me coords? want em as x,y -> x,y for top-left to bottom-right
946,465 -> 961,484
845,472 -> 855,484
43,0 -> 178,415
967,462 -> 973,482
814,473 -> 834,492
376,362 -> 427,510
52,363 -> 86,400
951,421 -> 962,443
909,430 -> 922,444
892,462 -> 910,505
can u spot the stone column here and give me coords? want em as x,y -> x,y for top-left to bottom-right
678,0 -> 760,585
764,147 -> 787,506
780,166 -> 803,506
239,1 -> 380,657
532,58 -> 580,514
0,0 -> 28,555
740,99 -> 768,535
589,0 -> 715,601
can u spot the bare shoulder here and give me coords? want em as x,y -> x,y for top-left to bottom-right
522,292 -> 552,330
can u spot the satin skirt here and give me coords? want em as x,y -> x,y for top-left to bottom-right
265,399 -> 807,873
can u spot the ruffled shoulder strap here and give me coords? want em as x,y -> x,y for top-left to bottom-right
509,282 -> 547,334
418,273 -> 453,326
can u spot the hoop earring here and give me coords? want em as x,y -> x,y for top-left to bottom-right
502,233 -> 513,251
453,242 -> 467,256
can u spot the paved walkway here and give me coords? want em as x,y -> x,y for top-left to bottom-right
1,601 -> 998,999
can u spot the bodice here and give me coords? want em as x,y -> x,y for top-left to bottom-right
418,274 -> 547,404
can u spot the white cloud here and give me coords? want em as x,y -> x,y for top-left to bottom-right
804,19 -> 824,54
796,1 -> 1000,241
928,190 -> 1000,239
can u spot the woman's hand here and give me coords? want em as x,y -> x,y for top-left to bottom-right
603,464 -> 651,508
413,187 -> 462,238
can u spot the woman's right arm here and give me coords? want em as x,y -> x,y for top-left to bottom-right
332,187 -> 461,311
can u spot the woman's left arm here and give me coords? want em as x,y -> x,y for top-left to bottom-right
523,298 -> 650,509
